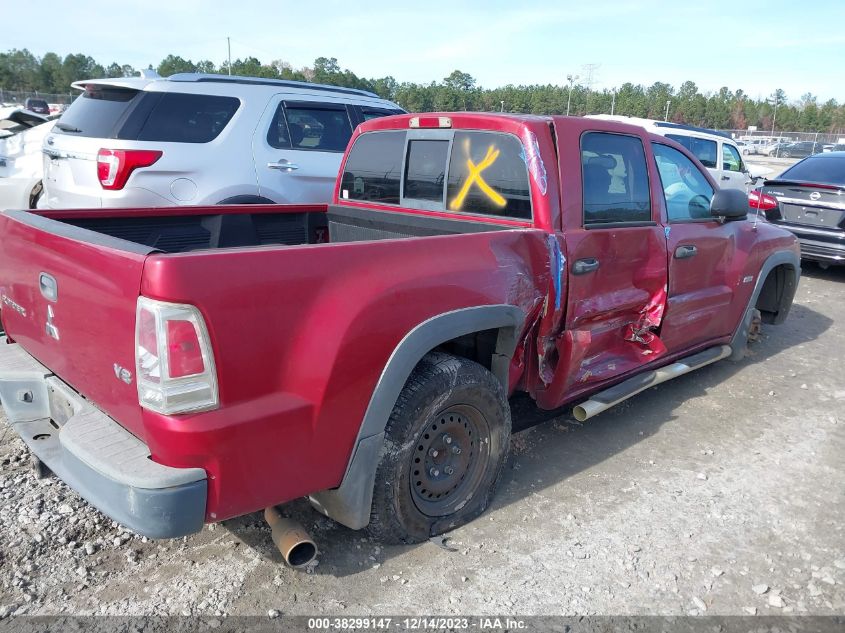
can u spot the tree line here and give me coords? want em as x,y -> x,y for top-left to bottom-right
2,48 -> 843,134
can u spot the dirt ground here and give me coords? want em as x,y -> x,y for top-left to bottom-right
0,263 -> 843,619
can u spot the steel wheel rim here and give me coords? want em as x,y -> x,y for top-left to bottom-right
409,404 -> 491,517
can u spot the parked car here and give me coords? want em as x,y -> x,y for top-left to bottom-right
41,71 -> 404,209
0,108 -> 52,210
0,106 -> 48,140
737,138 -> 769,155
778,141 -> 823,158
0,120 -> 52,210
765,141 -> 794,156
586,115 -> 755,191
23,98 -> 50,115
750,151 -> 845,266
0,114 -> 799,549
822,143 -> 845,153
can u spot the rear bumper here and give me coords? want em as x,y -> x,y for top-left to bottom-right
800,241 -> 845,264
772,223 -> 845,264
0,340 -> 207,538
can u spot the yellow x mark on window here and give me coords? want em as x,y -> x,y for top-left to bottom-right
449,145 -> 507,211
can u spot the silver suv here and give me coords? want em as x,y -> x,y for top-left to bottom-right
41,71 -> 404,208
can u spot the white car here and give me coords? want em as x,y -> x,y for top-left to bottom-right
736,138 -> 771,155
586,115 -> 755,192
42,71 -> 404,209
0,108 -> 52,210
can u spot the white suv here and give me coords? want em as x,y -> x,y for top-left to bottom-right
41,71 -> 404,208
586,115 -> 755,192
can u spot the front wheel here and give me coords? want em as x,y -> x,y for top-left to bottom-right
367,352 -> 511,544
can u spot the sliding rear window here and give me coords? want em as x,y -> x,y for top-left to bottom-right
446,132 -> 531,219
340,131 -> 407,204
341,129 -> 532,220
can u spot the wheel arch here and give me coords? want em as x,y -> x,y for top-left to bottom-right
308,304 -> 525,530
729,250 -> 800,360
216,194 -> 276,205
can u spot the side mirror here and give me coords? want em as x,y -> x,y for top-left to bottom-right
710,188 -> 748,221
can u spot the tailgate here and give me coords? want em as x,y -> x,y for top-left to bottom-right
0,210 -> 153,436
42,137 -> 103,209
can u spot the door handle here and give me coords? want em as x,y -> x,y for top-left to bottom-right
573,257 -> 600,275
721,175 -> 730,181
674,245 -> 697,259
267,160 -> 299,171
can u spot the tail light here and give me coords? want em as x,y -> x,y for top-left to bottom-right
748,190 -> 779,211
97,149 -> 162,190
135,297 -> 218,415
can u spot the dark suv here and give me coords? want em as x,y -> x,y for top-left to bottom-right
24,98 -> 50,115
780,141 -> 822,158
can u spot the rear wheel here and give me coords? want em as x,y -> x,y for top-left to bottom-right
367,352 -> 511,544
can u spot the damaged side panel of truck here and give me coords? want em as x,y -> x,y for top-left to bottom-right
139,226 -> 552,522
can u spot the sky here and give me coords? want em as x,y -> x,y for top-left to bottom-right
9,0 -> 845,103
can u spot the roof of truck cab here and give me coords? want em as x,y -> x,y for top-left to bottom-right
359,112 -> 663,139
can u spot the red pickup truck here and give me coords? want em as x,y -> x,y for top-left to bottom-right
0,113 -> 799,546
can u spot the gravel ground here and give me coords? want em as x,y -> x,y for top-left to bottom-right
0,264 -> 843,619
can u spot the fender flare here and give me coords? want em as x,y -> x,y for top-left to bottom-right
729,250 -> 800,360
308,304 -> 525,530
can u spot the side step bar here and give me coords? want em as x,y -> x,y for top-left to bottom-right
573,345 -> 732,422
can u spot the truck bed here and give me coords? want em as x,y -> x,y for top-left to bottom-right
0,203 -> 551,523
34,203 -> 513,253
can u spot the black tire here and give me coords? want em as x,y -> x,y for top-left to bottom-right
368,352 -> 511,544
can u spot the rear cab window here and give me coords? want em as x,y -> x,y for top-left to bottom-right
339,131 -> 406,204
340,128 -> 532,221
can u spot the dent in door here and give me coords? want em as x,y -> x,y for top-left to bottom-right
536,228 -> 669,408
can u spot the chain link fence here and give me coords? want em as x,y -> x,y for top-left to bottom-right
0,89 -> 77,111
718,129 -> 845,157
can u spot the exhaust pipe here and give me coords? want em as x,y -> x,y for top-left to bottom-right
264,506 -> 317,568
573,345 -> 731,422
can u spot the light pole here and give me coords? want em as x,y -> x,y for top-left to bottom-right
610,89 -> 616,116
664,99 -> 671,121
227,36 -> 232,75
500,100 -> 504,112
767,93 -> 781,156
566,74 -> 579,116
